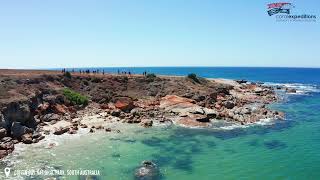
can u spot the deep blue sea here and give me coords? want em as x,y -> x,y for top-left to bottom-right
67,67 -> 320,84
3,67 -> 320,179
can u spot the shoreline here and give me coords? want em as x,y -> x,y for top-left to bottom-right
0,69 -> 291,159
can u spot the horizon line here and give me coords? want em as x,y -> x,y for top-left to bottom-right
2,66 -> 320,70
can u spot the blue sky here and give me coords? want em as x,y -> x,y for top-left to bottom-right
0,0 -> 319,68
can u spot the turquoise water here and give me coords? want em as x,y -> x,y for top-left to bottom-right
3,67 -> 320,179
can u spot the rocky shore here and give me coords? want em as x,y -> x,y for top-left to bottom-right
0,70 -> 288,159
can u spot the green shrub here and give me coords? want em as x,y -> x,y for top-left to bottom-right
146,73 -> 156,78
146,73 -> 157,82
187,73 -> 200,83
63,71 -> 72,79
63,88 -> 88,106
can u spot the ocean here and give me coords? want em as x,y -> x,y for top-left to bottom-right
2,67 -> 320,180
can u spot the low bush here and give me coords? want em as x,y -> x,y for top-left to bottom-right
187,73 -> 200,83
63,71 -> 72,79
146,73 -> 156,79
63,88 -> 88,106
146,73 -> 157,82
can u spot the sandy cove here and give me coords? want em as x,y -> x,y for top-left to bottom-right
0,69 -> 293,159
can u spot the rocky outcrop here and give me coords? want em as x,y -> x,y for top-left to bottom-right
2,101 -> 32,124
115,97 -> 135,112
11,122 -> 33,138
0,70 -> 286,159
160,95 -> 217,127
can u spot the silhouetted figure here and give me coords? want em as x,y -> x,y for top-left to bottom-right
102,70 -> 105,75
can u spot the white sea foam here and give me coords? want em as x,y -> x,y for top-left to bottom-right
265,82 -> 319,94
211,118 -> 276,130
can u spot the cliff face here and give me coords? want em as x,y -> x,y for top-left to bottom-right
0,70 -> 284,158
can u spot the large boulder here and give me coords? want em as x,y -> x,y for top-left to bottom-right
42,94 -> 57,104
0,141 -> 14,151
52,104 -> 68,114
0,128 -> 7,139
2,102 -> 32,124
42,113 -> 60,122
176,116 -> 211,128
202,108 -> 217,118
223,101 -> 235,109
53,127 -> 69,135
11,122 -> 33,138
160,95 -> 195,110
135,161 -> 160,180
0,113 -> 5,128
189,114 -> 210,122
0,150 -> 8,159
115,97 -> 135,112
21,133 -> 33,144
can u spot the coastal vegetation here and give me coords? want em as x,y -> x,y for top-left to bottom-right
63,71 -> 72,79
146,73 -> 157,82
187,73 -> 207,84
63,88 -> 88,106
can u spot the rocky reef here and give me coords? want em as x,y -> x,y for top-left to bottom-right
0,70 -> 287,159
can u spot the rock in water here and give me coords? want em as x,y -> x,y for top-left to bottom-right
286,88 -> 297,93
135,161 -> 160,180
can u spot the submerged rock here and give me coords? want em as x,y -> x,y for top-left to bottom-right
135,161 -> 160,180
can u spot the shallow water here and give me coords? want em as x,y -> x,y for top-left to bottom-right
3,67 -> 320,179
